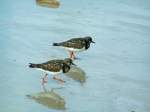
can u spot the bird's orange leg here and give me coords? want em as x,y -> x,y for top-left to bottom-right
69,51 -> 73,59
68,51 -> 76,60
53,76 -> 65,83
41,73 -> 48,85
72,52 -> 76,59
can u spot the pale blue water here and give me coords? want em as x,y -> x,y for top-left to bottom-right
0,0 -> 150,112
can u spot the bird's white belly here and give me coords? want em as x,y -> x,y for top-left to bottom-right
54,46 -> 85,52
64,47 -> 85,52
37,68 -> 62,75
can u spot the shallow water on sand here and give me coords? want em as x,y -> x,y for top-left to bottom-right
0,0 -> 150,112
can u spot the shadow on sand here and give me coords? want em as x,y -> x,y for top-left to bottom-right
26,87 -> 65,110
65,66 -> 86,84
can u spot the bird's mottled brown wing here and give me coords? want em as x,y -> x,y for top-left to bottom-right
59,38 -> 86,49
40,60 -> 63,72
43,60 -> 63,64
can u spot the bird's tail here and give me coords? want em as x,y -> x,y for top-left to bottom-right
53,43 -> 60,46
29,63 -> 40,68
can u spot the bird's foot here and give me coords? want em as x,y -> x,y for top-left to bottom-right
73,56 -> 79,60
71,56 -> 79,60
53,76 -> 65,84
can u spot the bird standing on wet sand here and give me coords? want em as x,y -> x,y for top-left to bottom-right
53,36 -> 95,60
29,58 -> 75,85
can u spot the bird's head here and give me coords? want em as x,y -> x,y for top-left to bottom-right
63,58 -> 76,66
62,58 -> 76,73
84,36 -> 95,43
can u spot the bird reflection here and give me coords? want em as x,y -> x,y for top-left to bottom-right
65,65 -> 86,84
36,0 -> 60,8
26,86 -> 66,110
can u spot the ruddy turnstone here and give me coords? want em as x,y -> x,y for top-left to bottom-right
29,58 -> 75,85
53,36 -> 95,59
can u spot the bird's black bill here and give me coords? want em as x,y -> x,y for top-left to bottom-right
71,62 -> 76,66
91,40 -> 95,43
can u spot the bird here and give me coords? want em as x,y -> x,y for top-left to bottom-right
53,36 -> 95,60
29,58 -> 75,85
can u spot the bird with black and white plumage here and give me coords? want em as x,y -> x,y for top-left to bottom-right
29,58 -> 75,85
53,36 -> 95,60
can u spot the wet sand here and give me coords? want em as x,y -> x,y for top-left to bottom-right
0,0 -> 150,112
